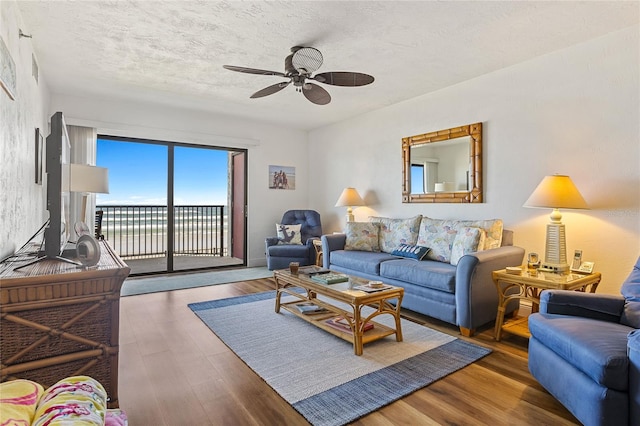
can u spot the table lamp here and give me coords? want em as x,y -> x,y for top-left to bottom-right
69,164 -> 109,226
335,187 -> 365,222
523,174 -> 588,272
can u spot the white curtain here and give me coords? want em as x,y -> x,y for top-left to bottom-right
67,125 -> 98,230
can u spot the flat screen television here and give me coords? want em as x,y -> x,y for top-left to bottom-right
15,112 -> 78,270
43,111 -> 72,258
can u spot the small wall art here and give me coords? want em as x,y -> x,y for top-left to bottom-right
0,36 -> 16,100
35,128 -> 43,184
269,165 -> 295,190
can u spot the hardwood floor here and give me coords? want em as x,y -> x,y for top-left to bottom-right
117,278 -> 579,425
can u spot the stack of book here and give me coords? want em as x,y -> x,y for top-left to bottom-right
294,302 -> 329,315
311,273 -> 349,284
324,316 -> 374,333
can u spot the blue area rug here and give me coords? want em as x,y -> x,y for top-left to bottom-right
189,292 -> 491,426
121,267 -> 272,296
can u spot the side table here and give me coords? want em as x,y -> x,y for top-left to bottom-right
492,269 -> 601,341
312,239 -> 323,266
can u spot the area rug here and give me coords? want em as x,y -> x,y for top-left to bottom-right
121,266 -> 272,296
188,291 -> 491,426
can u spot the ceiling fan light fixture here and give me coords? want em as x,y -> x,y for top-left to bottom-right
292,47 -> 323,74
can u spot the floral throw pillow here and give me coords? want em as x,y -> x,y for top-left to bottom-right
369,215 -> 422,253
450,227 -> 486,266
276,223 -> 302,245
344,222 -> 380,252
453,219 -> 503,250
417,218 -> 458,263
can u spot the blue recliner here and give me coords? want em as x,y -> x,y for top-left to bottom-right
528,257 -> 640,426
265,210 -> 322,270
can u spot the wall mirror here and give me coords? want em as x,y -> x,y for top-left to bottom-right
402,122 -> 482,203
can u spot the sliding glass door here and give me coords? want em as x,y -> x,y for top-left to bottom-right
97,137 -> 246,275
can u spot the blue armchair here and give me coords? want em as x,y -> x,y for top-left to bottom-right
265,210 -> 322,270
528,257 -> 640,426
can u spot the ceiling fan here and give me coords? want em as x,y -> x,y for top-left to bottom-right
223,46 -> 374,105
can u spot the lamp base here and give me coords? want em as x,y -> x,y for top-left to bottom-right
542,222 -> 569,273
539,262 -> 569,273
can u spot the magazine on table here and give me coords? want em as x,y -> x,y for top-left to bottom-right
311,273 -> 349,284
294,302 -> 329,315
324,316 -> 374,333
354,283 -> 394,293
298,265 -> 331,276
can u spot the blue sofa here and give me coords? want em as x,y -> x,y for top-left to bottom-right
321,217 -> 524,336
528,257 -> 640,426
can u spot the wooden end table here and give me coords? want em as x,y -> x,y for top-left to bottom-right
492,268 -> 601,341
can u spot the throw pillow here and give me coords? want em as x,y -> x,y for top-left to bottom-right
276,223 -> 302,245
391,244 -> 431,261
0,379 -> 44,426
417,218 -> 458,263
369,215 -> 422,253
450,227 -> 485,266
453,219 -> 503,250
344,222 -> 380,252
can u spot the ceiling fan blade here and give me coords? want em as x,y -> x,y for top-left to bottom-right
313,72 -> 374,87
303,83 -> 331,105
250,81 -> 291,99
223,65 -> 286,77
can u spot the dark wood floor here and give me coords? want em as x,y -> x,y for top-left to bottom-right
117,278 -> 579,425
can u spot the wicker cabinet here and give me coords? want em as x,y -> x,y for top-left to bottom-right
0,241 -> 130,407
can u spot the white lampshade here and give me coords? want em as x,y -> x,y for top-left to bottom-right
335,187 -> 365,222
524,174 -> 588,272
68,164 -> 110,194
524,175 -> 588,212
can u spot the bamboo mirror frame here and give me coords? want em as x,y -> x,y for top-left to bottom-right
402,122 -> 482,203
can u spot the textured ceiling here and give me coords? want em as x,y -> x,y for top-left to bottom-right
17,1 -> 639,130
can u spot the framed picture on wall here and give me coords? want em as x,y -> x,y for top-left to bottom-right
269,165 -> 295,190
35,128 -> 43,184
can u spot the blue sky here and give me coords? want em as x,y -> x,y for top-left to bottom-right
96,139 -> 229,205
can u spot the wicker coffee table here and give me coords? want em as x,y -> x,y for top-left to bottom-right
273,269 -> 404,355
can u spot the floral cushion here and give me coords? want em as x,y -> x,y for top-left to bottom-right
0,379 -> 44,426
417,218 -> 458,262
32,376 -> 107,426
369,215 -> 422,253
344,222 -> 380,252
453,219 -> 503,250
450,227 -> 486,266
276,223 -> 302,245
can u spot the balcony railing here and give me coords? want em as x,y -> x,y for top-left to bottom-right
96,205 -> 227,260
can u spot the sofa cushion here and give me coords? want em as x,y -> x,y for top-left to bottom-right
380,259 -> 457,293
391,244 -> 430,261
344,222 -> 380,252
329,250 -> 397,275
416,218 -> 458,263
453,219 -> 503,249
450,227 -> 485,266
529,313 -> 632,391
276,223 -> 302,245
369,215 -> 422,253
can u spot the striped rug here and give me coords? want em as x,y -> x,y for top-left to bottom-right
189,291 -> 490,426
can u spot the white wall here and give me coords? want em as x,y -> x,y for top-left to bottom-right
51,94 -> 308,267
0,1 -> 51,259
308,26 -> 640,295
